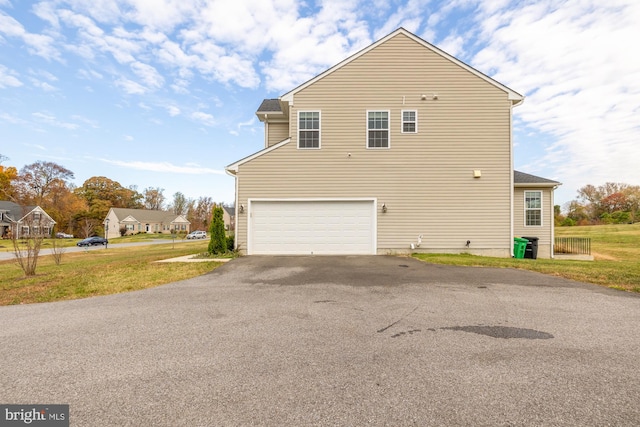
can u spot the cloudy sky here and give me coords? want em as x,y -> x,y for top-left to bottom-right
1,0 -> 638,207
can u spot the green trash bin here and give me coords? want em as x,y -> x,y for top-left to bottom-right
513,237 -> 528,259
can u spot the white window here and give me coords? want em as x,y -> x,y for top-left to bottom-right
525,191 -> 542,226
402,110 -> 417,133
298,111 -> 320,149
367,111 -> 390,148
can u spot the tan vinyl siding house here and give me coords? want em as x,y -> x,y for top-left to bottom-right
104,208 -> 190,239
226,28 -> 560,258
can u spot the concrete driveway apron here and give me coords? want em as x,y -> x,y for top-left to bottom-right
1,255 -> 639,426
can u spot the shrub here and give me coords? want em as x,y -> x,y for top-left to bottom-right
226,234 -> 235,252
208,205 -> 227,255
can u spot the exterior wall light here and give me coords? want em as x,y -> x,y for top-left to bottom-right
239,204 -> 245,213
382,203 -> 387,213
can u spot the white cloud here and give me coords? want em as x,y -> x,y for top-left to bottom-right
32,112 -> 79,130
467,0 -> 640,200
170,79 -> 190,94
130,61 -> 164,89
260,3 -> 371,92
0,64 -> 22,88
191,111 -> 215,126
0,112 -> 26,124
77,68 -> 103,80
437,34 -> 465,57
166,105 -> 180,116
71,115 -> 99,128
115,77 -> 147,95
122,0 -> 198,31
101,158 -> 225,175
0,11 -> 60,60
31,79 -> 57,91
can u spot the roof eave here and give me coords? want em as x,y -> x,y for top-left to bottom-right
256,110 -> 285,123
514,182 -> 562,188
226,138 -> 292,174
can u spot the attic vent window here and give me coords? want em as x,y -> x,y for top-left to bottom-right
298,111 -> 320,149
367,111 -> 389,148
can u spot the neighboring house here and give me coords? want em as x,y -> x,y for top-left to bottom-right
225,28 -> 561,258
0,201 -> 56,239
223,205 -> 235,232
104,208 -> 190,239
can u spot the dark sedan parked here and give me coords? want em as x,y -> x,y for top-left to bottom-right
76,236 -> 108,247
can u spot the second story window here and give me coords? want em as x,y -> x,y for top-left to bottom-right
367,111 -> 389,148
402,110 -> 417,133
298,111 -> 320,149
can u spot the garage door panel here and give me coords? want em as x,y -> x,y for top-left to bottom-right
249,200 -> 375,255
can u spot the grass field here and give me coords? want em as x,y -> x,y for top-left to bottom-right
0,240 -> 221,305
413,223 -> 640,293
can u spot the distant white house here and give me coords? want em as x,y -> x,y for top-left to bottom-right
0,201 -> 56,239
103,208 -> 190,239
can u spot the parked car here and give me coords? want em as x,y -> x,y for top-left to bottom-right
56,232 -> 74,238
186,230 -> 207,239
76,236 -> 108,246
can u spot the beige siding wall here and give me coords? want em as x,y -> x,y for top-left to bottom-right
513,188 -> 554,259
267,122 -> 289,147
236,33 -> 514,255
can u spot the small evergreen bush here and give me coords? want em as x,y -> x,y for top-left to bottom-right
208,205 -> 227,255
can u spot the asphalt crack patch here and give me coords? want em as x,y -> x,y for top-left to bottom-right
442,325 -> 554,339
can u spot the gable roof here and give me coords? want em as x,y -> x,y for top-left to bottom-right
281,28 -> 524,106
514,171 -> 561,187
108,208 -> 190,224
0,201 -> 55,224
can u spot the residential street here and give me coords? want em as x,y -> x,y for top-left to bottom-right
0,238 -> 189,261
1,256 -> 639,426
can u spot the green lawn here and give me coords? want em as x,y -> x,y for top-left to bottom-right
413,223 -> 640,293
0,240 -> 222,305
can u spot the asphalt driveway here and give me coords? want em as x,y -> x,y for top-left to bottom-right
1,256 -> 639,426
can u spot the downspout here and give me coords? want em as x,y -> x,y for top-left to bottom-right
509,95 -> 524,257
225,167 -> 239,251
509,103 -> 514,257
551,184 -> 557,259
264,114 -> 268,148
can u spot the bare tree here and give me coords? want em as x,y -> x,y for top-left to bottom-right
169,192 -> 188,215
11,210 -> 45,276
14,161 -> 74,205
80,217 -> 97,238
50,236 -> 66,265
143,187 -> 165,210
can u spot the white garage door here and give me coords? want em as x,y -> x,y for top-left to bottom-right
249,200 -> 376,255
